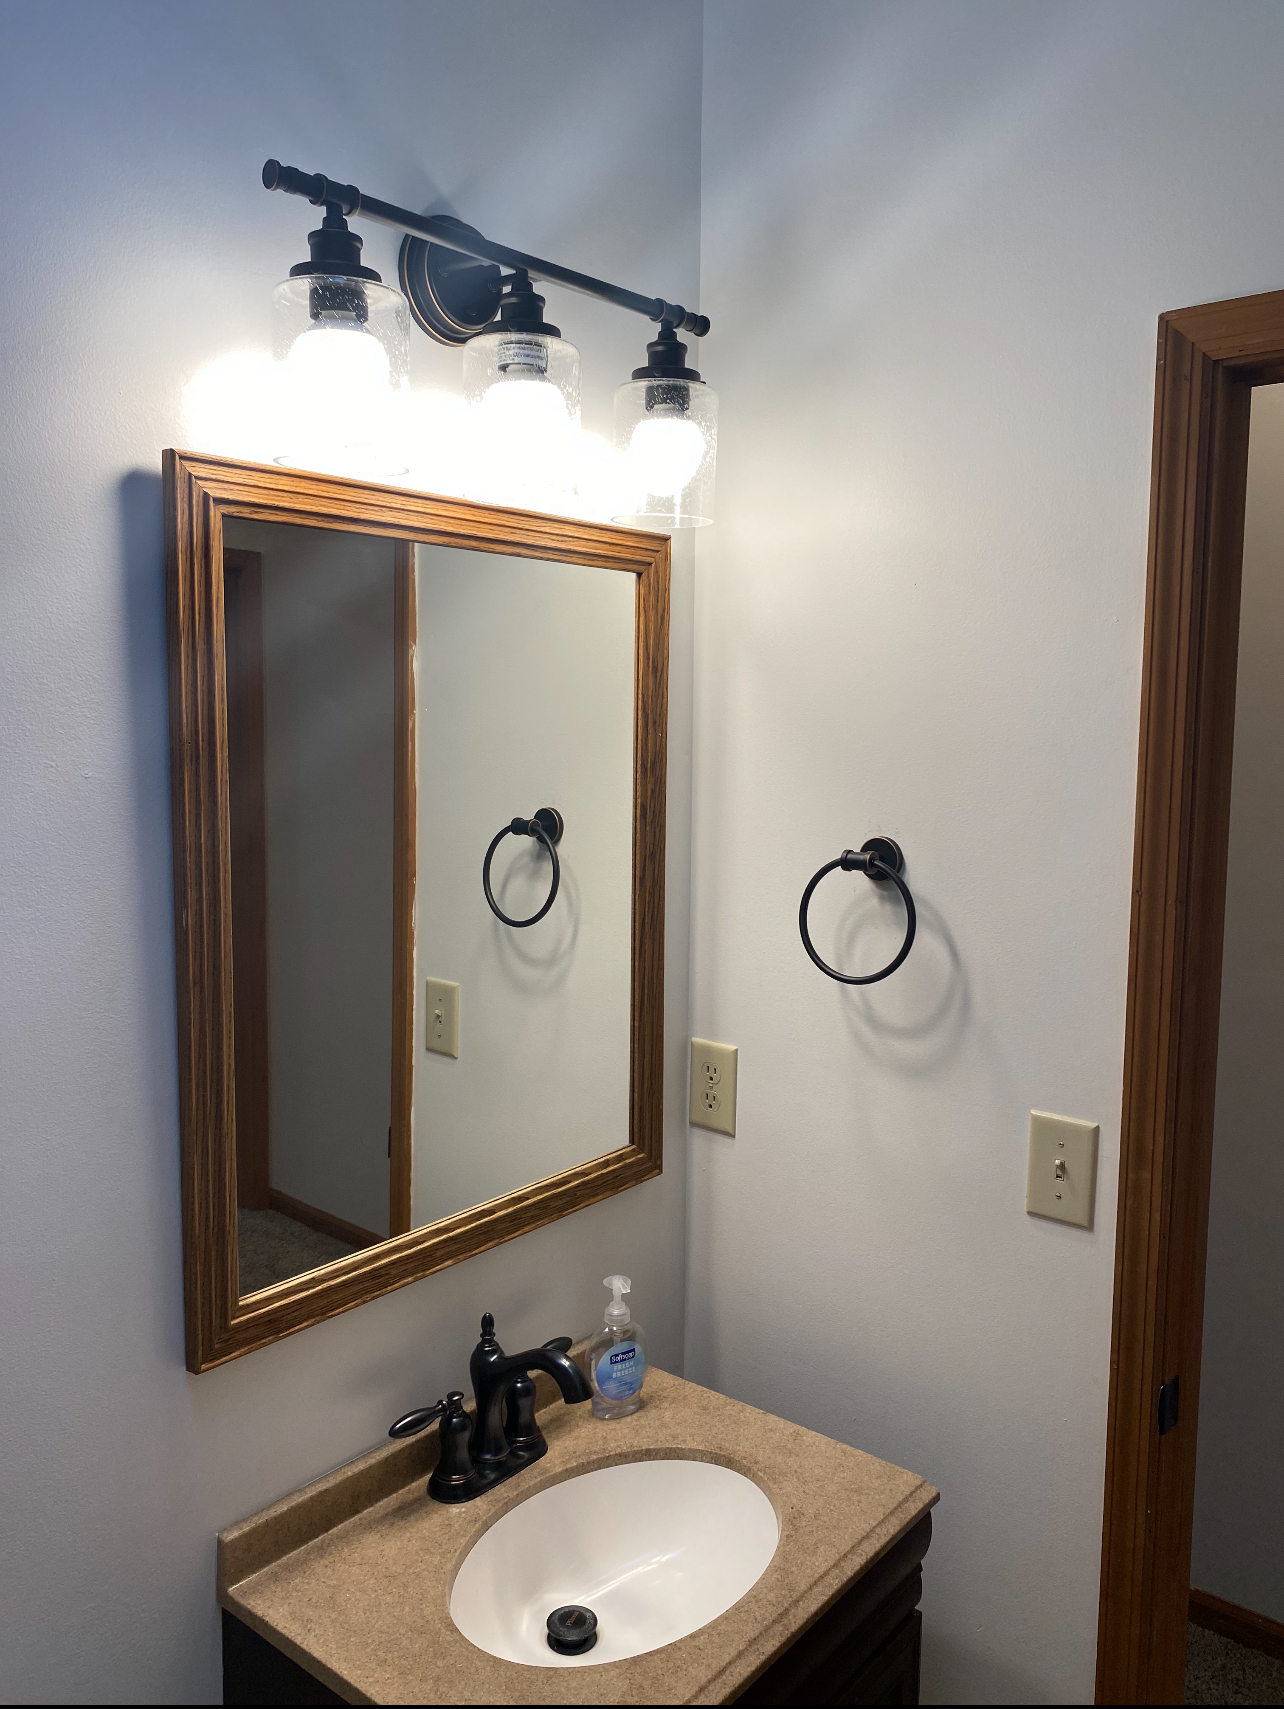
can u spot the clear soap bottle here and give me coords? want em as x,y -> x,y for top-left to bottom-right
585,1274 -> 647,1419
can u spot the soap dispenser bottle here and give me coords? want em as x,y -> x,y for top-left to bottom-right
585,1275 -> 647,1419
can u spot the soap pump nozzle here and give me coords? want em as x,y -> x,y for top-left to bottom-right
603,1274 -> 631,1326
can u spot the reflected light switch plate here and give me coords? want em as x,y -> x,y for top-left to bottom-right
425,978 -> 459,1058
1027,1110 -> 1098,1228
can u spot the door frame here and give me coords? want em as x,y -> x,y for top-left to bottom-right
1097,288 -> 1284,1703
220,541 -> 416,1245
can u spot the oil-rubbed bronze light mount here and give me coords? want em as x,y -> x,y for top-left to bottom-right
262,159 -> 710,347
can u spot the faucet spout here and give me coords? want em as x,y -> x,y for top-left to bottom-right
473,1341 -> 591,1465
522,1344 -> 594,1404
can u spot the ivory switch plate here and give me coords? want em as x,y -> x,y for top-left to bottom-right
1027,1110 -> 1099,1228
425,978 -> 459,1058
690,1038 -> 737,1136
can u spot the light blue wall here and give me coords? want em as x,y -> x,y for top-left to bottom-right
691,3 -> 1284,1702
13,2 -> 1284,1701
0,3 -> 699,1699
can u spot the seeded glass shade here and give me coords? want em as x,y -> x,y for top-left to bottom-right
271,275 -> 410,479
613,378 -> 717,529
462,330 -> 581,512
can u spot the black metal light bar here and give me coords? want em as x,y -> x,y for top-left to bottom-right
262,160 -> 710,347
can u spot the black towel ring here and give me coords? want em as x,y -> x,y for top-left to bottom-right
482,807 -> 564,928
799,836 -> 916,984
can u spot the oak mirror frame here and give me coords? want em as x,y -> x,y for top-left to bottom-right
164,450 -> 668,1373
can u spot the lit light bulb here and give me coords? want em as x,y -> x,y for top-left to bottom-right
285,317 -> 390,413
468,373 -> 577,510
462,316 -> 582,512
613,326 -> 716,527
627,410 -> 706,498
478,373 -> 570,433
276,315 -> 399,476
269,269 -> 410,479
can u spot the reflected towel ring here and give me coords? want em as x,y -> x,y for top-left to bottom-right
799,836 -> 916,984
483,807 -> 564,928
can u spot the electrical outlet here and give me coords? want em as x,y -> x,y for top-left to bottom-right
1026,1110 -> 1099,1228
690,1038 -> 737,1136
425,978 -> 459,1058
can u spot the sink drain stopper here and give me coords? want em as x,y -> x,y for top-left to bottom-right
546,1604 -> 598,1655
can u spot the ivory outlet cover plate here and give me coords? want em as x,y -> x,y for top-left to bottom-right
425,978 -> 460,1058
1027,1110 -> 1099,1228
690,1038 -> 737,1137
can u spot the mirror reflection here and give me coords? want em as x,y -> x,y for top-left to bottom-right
221,518 -> 636,1297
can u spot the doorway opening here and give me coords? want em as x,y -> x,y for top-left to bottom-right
1097,291 -> 1284,1703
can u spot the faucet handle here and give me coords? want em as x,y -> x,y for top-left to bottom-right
389,1393 -> 478,1502
428,1391 -> 477,1502
389,1398 -> 448,1438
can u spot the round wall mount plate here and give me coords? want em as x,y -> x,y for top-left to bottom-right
399,225 -> 502,345
860,836 -> 904,880
532,807 -> 564,846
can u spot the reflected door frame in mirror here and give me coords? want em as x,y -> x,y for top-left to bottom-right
164,450 -> 669,1372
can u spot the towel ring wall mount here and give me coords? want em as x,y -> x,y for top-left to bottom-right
482,807 -> 565,928
798,836 -> 917,984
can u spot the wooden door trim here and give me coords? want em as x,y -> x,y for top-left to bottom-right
1096,289 -> 1284,1703
389,544 -> 415,1237
222,548 -> 271,1211
165,451 -> 669,1372
222,543 -> 415,1242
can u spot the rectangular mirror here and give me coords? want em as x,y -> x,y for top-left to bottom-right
165,452 -> 668,1369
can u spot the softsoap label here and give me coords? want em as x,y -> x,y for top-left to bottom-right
595,1340 -> 645,1402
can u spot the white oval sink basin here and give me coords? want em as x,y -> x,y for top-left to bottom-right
450,1458 -> 779,1667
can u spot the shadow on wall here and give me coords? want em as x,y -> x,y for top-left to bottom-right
118,467 -> 188,1349
490,848 -> 582,994
832,885 -> 970,1075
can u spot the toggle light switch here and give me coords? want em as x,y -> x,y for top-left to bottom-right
1026,1110 -> 1099,1228
425,978 -> 460,1058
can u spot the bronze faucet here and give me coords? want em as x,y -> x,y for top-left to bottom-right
389,1311 -> 591,1504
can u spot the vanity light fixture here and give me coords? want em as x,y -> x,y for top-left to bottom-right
261,160 -> 714,523
271,200 -> 409,479
613,322 -> 717,529
461,271 -> 580,509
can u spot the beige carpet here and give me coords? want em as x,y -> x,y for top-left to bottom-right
1186,1622 -> 1284,1705
237,1207 -> 357,1297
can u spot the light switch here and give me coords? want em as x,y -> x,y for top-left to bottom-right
425,978 -> 459,1058
690,1038 -> 737,1137
1026,1110 -> 1099,1228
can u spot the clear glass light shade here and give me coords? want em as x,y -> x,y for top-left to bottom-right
271,275 -> 410,479
613,378 -> 717,529
462,330 -> 581,511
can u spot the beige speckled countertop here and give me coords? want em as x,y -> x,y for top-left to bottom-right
218,1367 -> 937,1705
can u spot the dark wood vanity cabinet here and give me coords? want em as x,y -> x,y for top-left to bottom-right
223,1613 -> 345,1706
736,1514 -> 931,1705
222,1514 -> 931,1707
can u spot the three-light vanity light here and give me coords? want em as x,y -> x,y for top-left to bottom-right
262,161 -> 717,526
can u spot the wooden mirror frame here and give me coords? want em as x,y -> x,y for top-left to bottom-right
164,450 -> 669,1372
